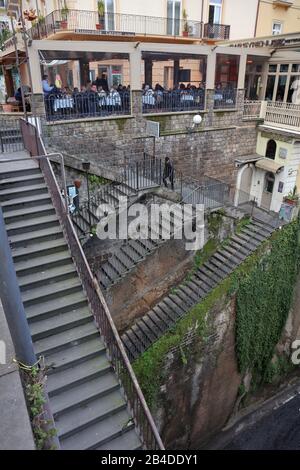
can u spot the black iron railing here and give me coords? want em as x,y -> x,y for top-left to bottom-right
203,23 -> 230,40
44,90 -> 130,121
213,88 -> 237,109
19,118 -> 165,450
143,89 -> 205,114
0,118 -> 24,153
29,9 -> 203,39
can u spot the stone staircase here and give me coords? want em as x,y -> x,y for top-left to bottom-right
98,205 -> 185,291
0,160 -> 142,450
121,218 -> 276,362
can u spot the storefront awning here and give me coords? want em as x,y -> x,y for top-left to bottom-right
255,158 -> 284,174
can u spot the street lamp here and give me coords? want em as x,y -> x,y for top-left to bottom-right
82,161 -> 92,233
186,114 -> 203,133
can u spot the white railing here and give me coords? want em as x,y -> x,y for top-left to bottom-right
243,100 -> 263,119
264,101 -> 300,131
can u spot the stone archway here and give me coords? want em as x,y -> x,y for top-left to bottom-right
237,165 -> 254,206
261,172 -> 275,211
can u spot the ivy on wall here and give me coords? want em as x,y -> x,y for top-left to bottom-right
235,219 -> 300,379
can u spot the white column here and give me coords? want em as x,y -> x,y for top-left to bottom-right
238,51 -> 247,90
27,46 -> 43,94
129,48 -> 142,91
205,51 -> 216,89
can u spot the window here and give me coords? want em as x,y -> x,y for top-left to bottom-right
0,0 -> 6,7
167,1 -> 181,36
105,0 -> 114,30
265,75 -> 276,100
287,75 -> 300,104
266,140 -> 277,160
209,0 -> 222,24
272,22 -> 282,35
264,173 -> 275,194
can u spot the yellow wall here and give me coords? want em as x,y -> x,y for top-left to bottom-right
256,0 -> 300,37
256,131 -> 293,164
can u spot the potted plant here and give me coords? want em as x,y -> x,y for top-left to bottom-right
60,3 -> 69,29
96,0 -> 105,30
284,186 -> 299,206
182,9 -> 189,37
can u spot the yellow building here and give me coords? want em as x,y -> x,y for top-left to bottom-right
255,0 -> 300,37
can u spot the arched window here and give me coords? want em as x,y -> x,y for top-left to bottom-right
266,139 -> 277,160
264,172 -> 275,193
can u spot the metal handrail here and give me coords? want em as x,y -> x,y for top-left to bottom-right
19,118 -> 164,450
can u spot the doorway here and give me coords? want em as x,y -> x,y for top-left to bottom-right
238,165 -> 253,205
261,172 -> 275,210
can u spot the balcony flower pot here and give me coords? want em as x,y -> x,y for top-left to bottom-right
284,198 -> 298,206
96,22 -> 105,30
182,30 -> 189,37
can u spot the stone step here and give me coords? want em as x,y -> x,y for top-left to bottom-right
59,409 -> 135,450
241,227 -> 266,242
45,337 -> 105,375
1,192 -> 51,211
232,233 -> 259,249
0,167 -> 40,180
160,298 -> 183,320
0,173 -> 44,189
26,291 -> 88,323
30,307 -> 93,341
19,263 -> 77,291
51,372 -> 119,416
8,225 -> 63,248
15,250 -> 72,277
202,262 -> 226,282
187,278 -> 208,298
209,256 -> 232,275
22,277 -> 82,306
180,284 -> 200,303
6,214 -> 59,236
0,183 -> 48,201
3,203 -> 56,223
12,238 -> 67,261
47,355 -> 111,396
96,429 -> 141,451
34,322 -> 99,357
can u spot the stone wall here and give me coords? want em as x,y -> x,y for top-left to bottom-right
42,90 -> 259,186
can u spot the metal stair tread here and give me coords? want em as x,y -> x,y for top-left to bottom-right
26,290 -> 87,321
30,307 -> 93,340
45,337 -> 105,372
47,355 -> 111,395
51,372 -> 120,416
34,321 -> 97,356
59,409 -> 135,450
55,389 -> 126,439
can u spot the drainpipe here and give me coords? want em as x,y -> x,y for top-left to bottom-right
0,208 -> 36,366
200,0 -> 205,38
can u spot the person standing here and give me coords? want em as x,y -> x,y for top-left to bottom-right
163,157 -> 174,190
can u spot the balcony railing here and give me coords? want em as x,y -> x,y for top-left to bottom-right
203,23 -> 230,40
213,88 -> 237,109
243,100 -> 263,119
264,101 -> 300,131
30,9 -> 204,40
142,89 -> 205,114
44,90 -> 130,122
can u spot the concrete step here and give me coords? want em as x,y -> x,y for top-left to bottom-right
19,263 -> 76,291
12,238 -> 67,261
56,389 -> 126,440
34,322 -> 99,357
126,240 -> 148,258
30,307 -> 93,341
8,225 -> 63,248
45,337 -> 105,374
15,250 -> 72,277
5,214 -> 59,236
180,284 -> 200,303
1,193 -> 51,211
59,409 -> 135,450
47,355 -> 111,396
213,251 -> 238,268
3,203 -> 56,223
251,219 -> 274,234
232,233 -> 259,249
157,301 -> 179,322
22,277 -> 83,306
0,173 -> 44,189
241,227 -> 266,242
202,262 -> 226,282
209,256 -> 232,275
51,372 -> 119,416
0,167 -> 40,180
26,291 -> 88,323
96,429 -> 141,450
0,183 -> 48,201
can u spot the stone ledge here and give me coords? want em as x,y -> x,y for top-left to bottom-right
45,114 -> 134,126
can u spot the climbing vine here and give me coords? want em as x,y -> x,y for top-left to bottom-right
235,219 -> 300,379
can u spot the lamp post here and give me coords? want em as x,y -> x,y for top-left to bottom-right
82,161 -> 92,233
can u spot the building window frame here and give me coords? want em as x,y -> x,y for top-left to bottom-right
209,0 -> 223,25
272,21 -> 283,36
167,0 -> 182,36
264,62 -> 300,102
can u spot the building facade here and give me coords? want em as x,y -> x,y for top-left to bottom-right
256,0 -> 300,37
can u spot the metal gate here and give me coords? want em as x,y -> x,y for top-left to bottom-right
0,118 -> 24,153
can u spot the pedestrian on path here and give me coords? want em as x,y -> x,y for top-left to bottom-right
163,157 -> 174,190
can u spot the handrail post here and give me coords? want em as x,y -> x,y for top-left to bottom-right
136,161 -> 139,191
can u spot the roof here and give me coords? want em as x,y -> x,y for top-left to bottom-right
235,154 -> 263,165
255,158 -> 284,174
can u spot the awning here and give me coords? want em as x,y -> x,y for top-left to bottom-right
255,158 -> 284,174
235,154 -> 263,166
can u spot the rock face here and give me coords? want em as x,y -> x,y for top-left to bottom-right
107,238 -> 194,334
155,296 -> 241,449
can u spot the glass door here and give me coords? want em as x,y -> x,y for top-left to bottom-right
167,1 -> 181,36
209,0 -> 222,24
105,0 -> 115,30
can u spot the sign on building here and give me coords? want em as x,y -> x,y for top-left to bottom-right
146,120 -> 160,138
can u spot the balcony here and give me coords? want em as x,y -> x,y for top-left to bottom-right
273,1 -> 294,9
244,101 -> 300,132
29,9 -> 204,41
203,23 -> 230,40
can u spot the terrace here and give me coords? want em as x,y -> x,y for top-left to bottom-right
28,10 -> 230,42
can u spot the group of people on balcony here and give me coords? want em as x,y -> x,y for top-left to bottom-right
42,74 -> 130,119
213,82 -> 236,107
142,82 -> 206,111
